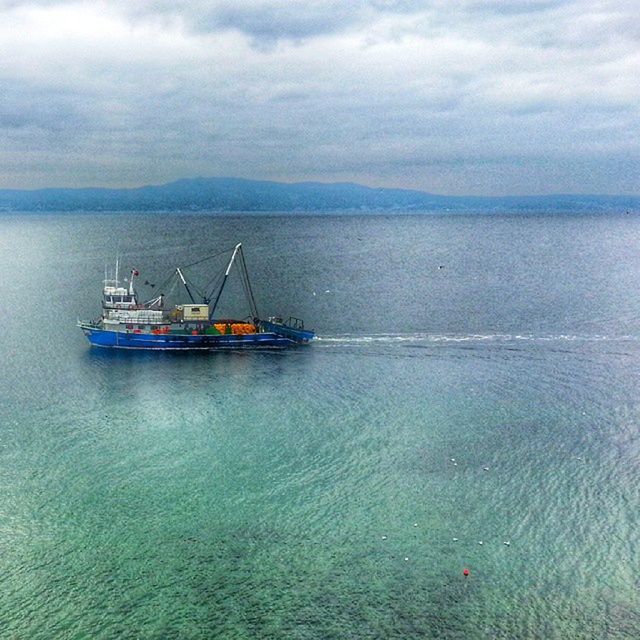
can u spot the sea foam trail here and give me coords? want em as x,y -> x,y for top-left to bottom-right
314,332 -> 640,346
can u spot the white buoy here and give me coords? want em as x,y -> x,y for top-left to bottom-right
413,523 -> 418,527
404,557 -> 409,561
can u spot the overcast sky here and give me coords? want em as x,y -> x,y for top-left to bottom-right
0,0 -> 638,194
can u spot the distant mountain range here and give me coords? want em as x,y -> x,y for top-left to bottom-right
0,177 -> 638,213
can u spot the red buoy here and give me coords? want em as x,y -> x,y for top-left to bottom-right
463,568 -> 470,577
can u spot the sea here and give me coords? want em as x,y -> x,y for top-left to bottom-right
0,212 -> 639,639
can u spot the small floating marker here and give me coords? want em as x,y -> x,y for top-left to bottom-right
404,557 -> 409,561
413,523 -> 418,527
463,568 -> 470,577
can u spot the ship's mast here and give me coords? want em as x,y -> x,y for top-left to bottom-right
176,267 -> 196,303
238,245 -> 259,320
209,243 -> 242,320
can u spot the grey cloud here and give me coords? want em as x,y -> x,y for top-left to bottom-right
4,1 -> 634,49
0,82 -> 85,133
115,0 -> 430,41
464,0 -> 565,16
0,0 -> 638,194
201,2 -> 360,41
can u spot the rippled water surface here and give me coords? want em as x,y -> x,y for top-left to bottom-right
1,212 -> 639,638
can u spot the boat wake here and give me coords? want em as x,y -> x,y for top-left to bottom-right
315,332 -> 640,347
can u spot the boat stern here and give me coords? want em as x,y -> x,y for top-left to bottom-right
259,318 -> 315,344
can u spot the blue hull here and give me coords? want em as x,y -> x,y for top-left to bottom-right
81,327 -> 300,350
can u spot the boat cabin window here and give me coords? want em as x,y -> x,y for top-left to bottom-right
104,295 -> 134,303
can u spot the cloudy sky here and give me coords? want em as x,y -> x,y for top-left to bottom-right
0,0 -> 638,194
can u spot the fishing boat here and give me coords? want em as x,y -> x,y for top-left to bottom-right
78,243 -> 315,350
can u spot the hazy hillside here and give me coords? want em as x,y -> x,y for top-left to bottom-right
0,177 -> 638,213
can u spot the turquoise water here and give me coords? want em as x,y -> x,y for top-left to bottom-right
1,213 -> 639,638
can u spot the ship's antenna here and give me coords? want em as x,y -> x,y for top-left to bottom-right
129,269 -> 138,296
